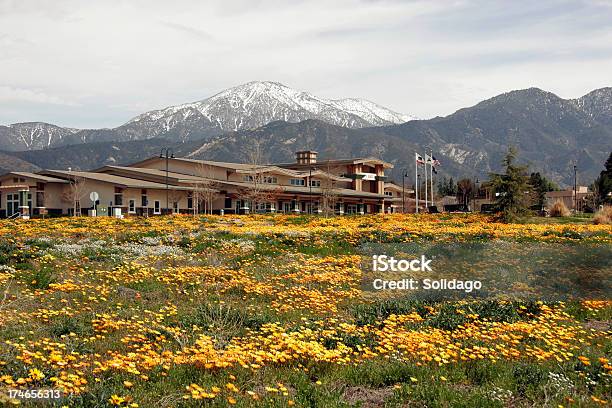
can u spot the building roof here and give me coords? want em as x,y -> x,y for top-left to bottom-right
276,157 -> 394,169
0,171 -> 69,183
129,156 -> 262,171
96,165 -> 205,183
40,170 -> 199,191
130,155 -> 393,173
384,182 -> 414,193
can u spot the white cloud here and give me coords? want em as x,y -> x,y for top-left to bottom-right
0,86 -> 77,106
0,0 -> 611,128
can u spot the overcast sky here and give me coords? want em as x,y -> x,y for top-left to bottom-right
1,0 -> 612,128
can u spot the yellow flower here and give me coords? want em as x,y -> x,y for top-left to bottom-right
28,368 -> 45,381
109,395 -> 125,406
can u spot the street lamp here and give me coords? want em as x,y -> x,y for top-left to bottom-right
401,168 -> 408,213
160,148 -> 174,214
309,166 -> 313,214
472,177 -> 479,212
573,164 -> 577,213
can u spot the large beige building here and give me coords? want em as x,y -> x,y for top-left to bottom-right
0,151 -> 412,218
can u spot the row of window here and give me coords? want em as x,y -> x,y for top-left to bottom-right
241,176 -> 323,187
242,175 -> 278,184
290,179 -> 321,187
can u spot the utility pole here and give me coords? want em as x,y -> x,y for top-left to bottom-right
160,148 -> 174,214
424,157 -> 428,208
415,163 -> 419,214
429,148 -> 434,207
402,169 -> 406,213
573,164 -> 577,213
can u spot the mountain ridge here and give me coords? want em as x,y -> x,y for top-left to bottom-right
0,81 -> 414,151
1,85 -> 610,187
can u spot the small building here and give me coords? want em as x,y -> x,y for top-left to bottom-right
382,182 -> 415,213
545,186 -> 590,212
0,172 -> 68,218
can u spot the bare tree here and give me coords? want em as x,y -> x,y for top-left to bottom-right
61,176 -> 88,216
319,160 -> 343,217
192,162 -> 219,215
239,140 -> 273,213
167,189 -> 183,215
456,178 -> 474,207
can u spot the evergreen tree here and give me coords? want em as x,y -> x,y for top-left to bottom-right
595,152 -> 612,204
490,147 -> 530,222
437,176 -> 457,196
448,177 -> 457,195
529,172 -> 558,208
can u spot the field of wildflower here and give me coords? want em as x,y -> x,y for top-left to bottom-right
0,214 -> 610,407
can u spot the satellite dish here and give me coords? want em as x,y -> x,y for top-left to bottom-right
90,192 -> 99,202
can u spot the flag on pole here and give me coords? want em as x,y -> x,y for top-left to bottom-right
425,154 -> 440,166
415,153 -> 425,165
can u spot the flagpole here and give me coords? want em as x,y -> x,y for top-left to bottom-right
430,149 -> 434,206
424,154 -> 428,208
415,153 -> 419,213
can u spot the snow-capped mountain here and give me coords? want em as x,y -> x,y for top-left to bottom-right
572,87 -> 612,125
0,81 -> 415,151
0,122 -> 79,151
123,81 -> 414,139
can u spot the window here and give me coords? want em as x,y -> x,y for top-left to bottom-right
187,193 -> 193,209
114,187 -> 123,206
290,178 -> 306,186
224,197 -> 232,208
173,201 -> 179,213
385,191 -> 393,197
128,199 -> 136,213
244,175 -> 278,184
154,200 -> 161,214
309,180 -> 321,187
36,191 -> 45,208
141,189 -> 148,207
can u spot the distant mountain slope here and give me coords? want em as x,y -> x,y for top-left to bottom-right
1,86 -> 610,186
572,87 -> 612,125
8,138 -> 176,171
0,151 -> 40,174
0,81 -> 414,150
0,122 -> 79,151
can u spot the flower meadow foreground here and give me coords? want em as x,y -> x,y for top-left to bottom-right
0,214 -> 610,407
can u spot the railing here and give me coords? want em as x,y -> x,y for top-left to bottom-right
7,212 -> 21,220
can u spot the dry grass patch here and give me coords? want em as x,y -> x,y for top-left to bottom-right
593,206 -> 612,225
549,200 -> 570,217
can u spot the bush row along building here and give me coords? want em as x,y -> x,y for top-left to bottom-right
0,151 -> 414,218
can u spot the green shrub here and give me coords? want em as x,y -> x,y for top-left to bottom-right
512,363 -> 546,397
